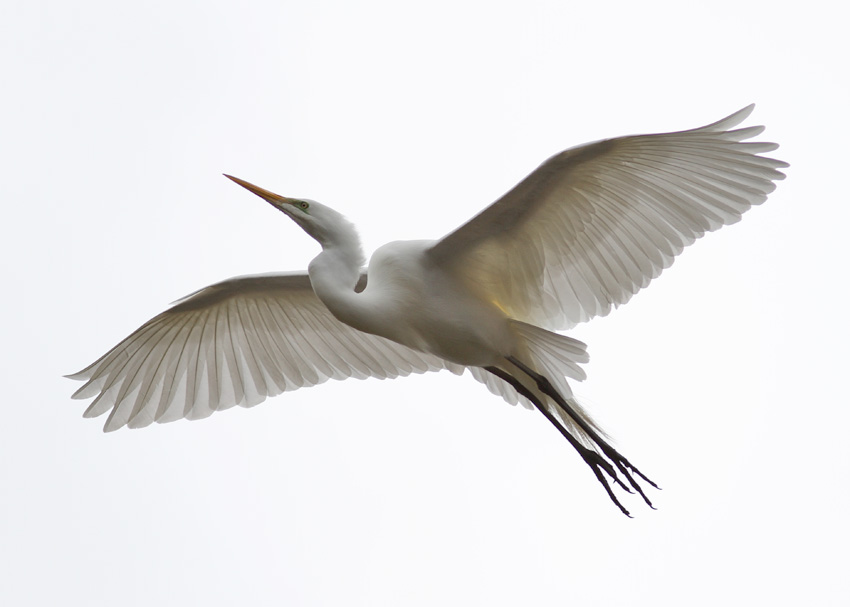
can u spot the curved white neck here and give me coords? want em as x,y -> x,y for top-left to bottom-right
307,234 -> 377,335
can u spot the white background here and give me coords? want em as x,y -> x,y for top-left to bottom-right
2,1 -> 848,605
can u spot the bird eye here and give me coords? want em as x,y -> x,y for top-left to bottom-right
299,201 -> 310,210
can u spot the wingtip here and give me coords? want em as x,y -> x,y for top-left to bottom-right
736,103 -> 756,119
700,103 -> 757,132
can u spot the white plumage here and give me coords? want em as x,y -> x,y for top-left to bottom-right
68,105 -> 786,515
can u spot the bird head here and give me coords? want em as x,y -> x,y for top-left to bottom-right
224,173 -> 317,228
224,174 -> 363,262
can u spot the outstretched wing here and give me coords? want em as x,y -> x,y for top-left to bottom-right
67,272 -> 460,432
428,105 -> 788,330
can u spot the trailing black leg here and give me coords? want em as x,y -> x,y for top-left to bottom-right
507,356 -> 659,509
485,366 -> 636,517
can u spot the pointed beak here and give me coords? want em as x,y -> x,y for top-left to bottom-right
224,174 -> 295,210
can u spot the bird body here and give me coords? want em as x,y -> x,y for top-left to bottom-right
68,105 -> 787,515
331,239 -> 516,367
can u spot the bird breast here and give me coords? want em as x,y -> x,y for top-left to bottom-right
360,240 -> 517,367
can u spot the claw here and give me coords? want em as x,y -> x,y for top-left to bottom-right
579,446 -> 634,516
599,445 -> 659,508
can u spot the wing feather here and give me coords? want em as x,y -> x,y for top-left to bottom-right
68,272 -> 458,431
429,105 -> 787,329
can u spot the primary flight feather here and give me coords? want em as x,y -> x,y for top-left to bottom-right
68,105 -> 787,515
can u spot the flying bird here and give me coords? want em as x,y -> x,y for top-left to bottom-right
68,105 -> 787,515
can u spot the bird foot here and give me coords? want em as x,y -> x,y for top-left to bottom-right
581,443 -> 659,516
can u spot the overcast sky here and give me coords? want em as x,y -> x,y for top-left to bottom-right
2,0 -> 848,605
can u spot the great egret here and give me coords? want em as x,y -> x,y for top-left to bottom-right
68,105 -> 786,515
